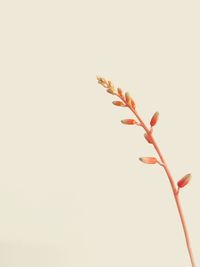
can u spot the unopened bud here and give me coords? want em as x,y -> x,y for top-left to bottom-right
107,80 -> 114,89
107,88 -> 115,95
144,133 -> 153,144
177,174 -> 192,188
125,92 -> 132,105
117,88 -> 123,97
96,76 -> 107,87
150,112 -> 159,127
139,157 -> 158,164
131,99 -> 136,109
121,119 -> 136,125
112,101 -> 126,107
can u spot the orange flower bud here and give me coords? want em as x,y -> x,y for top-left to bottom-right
125,92 -> 132,105
144,133 -> 153,144
112,101 -> 126,107
150,112 -> 159,127
107,88 -> 115,95
96,76 -> 105,83
139,157 -> 158,164
131,99 -> 136,109
177,174 -> 192,188
117,88 -> 123,97
121,119 -> 136,125
107,80 -> 114,88
96,76 -> 107,87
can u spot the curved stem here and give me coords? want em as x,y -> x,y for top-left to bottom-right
132,109 -> 196,267
97,77 -> 196,266
128,107 -> 196,267
114,88 -> 196,266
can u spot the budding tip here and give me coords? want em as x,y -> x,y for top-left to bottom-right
96,75 -> 102,82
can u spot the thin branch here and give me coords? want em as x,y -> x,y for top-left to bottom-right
97,76 -> 196,267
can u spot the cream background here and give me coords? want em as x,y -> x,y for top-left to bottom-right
0,0 -> 199,266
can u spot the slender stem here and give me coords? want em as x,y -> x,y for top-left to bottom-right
97,78 -> 196,266
132,108 -> 196,267
114,91 -> 196,266
133,109 -> 196,266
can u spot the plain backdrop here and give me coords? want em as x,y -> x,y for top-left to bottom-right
0,0 -> 200,266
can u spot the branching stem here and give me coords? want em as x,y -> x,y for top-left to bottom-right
97,77 -> 196,266
124,99 -> 196,267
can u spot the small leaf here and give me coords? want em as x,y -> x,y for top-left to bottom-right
121,119 -> 136,125
150,112 -> 159,127
112,101 -> 126,107
139,157 -> 157,164
177,174 -> 192,188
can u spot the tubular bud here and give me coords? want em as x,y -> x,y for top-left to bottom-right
125,92 -> 132,105
107,88 -> 115,95
150,112 -> 159,127
139,157 -> 158,164
107,80 -> 114,89
96,76 -> 107,87
117,88 -> 123,97
131,99 -> 136,109
177,174 -> 192,188
112,101 -> 126,107
144,133 -> 153,144
121,119 -> 136,125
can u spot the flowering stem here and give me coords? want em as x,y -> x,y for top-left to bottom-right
97,76 -> 196,266
130,107 -> 196,267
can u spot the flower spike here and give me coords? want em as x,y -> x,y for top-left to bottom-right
97,76 -> 196,266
